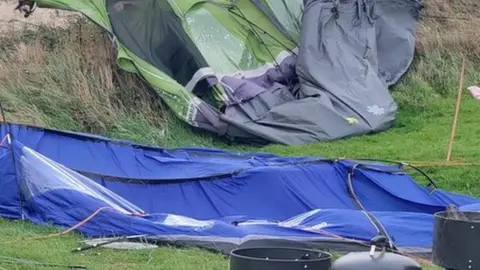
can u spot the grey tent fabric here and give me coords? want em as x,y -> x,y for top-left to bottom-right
294,0 -> 397,139
219,0 -> 422,144
375,0 -> 423,86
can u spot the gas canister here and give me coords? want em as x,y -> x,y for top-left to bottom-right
332,236 -> 422,270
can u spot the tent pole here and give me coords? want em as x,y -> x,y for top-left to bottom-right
446,57 -> 466,162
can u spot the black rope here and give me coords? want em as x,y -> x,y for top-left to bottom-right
341,157 -> 445,251
345,158 -> 439,190
346,165 -> 398,251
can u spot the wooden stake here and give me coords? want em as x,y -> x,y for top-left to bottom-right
446,57 -> 466,162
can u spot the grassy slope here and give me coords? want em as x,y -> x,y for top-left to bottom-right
0,2 -> 479,269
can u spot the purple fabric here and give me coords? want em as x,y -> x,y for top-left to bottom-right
206,76 -> 219,86
193,102 -> 229,135
246,55 -> 297,89
220,54 -> 297,105
190,53 -> 298,133
221,76 -> 267,103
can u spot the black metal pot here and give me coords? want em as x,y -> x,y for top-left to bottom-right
432,211 -> 480,270
230,246 -> 332,270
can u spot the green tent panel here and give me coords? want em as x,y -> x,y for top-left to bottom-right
29,0 -> 422,145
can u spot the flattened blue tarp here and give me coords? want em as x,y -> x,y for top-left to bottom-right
0,123 -> 479,255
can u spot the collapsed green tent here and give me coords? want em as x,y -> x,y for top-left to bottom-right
22,0 -> 422,145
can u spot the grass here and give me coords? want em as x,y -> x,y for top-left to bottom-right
0,17 -> 168,139
0,1 -> 479,269
0,219 -> 229,270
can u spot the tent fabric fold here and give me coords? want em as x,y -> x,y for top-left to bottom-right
1,123 -> 479,256
32,0 -> 422,145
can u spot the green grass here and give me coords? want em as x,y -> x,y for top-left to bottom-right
1,15 -> 479,270
0,220 -> 228,270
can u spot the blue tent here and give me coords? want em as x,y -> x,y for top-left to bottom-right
0,123 -> 479,256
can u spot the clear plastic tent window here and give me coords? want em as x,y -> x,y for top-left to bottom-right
19,146 -> 144,215
264,0 -> 303,41
185,7 -> 264,74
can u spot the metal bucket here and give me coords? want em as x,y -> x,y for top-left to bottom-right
230,246 -> 332,270
432,211 -> 480,270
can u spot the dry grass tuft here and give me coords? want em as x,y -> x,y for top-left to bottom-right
417,0 -> 480,59
0,17 -> 166,135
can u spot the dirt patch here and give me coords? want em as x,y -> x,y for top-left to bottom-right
0,0 -> 75,33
